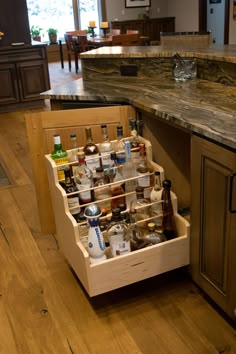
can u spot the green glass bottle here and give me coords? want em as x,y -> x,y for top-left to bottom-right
51,134 -> 68,181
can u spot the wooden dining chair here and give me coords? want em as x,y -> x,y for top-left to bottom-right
126,29 -> 139,34
110,29 -> 121,35
66,30 -> 88,35
112,33 -> 141,46
160,31 -> 211,48
64,33 -> 80,72
76,35 -> 97,53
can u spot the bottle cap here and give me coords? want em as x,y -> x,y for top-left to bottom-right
163,179 -> 172,188
101,124 -> 107,128
135,186 -> 144,193
117,203 -> 126,212
53,134 -> 61,144
77,151 -> 85,156
70,133 -> 77,138
96,166 -> 103,172
147,222 -> 156,230
154,171 -> 161,176
110,152 -> 117,160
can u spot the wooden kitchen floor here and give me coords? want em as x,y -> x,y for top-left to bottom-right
0,62 -> 236,354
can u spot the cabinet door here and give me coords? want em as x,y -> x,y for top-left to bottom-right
191,134 -> 236,318
0,63 -> 20,104
17,60 -> 50,101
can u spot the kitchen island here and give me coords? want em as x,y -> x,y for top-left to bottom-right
39,45 -> 236,321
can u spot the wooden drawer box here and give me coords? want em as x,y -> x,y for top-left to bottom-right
45,136 -> 190,297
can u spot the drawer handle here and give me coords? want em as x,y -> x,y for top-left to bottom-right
229,173 -> 236,213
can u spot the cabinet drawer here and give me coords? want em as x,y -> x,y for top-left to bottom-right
0,47 -> 45,63
45,136 -> 190,297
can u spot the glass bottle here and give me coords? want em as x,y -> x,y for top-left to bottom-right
94,166 -> 112,214
64,167 -> 80,221
145,222 -> 166,245
51,134 -> 68,181
106,208 -> 131,257
99,124 -> 114,171
69,133 -> 79,177
136,143 -> 153,200
150,171 -> 163,228
129,119 -> 140,166
69,133 -> 78,162
83,127 -> 100,174
122,140 -> 138,207
128,208 -> 146,251
84,204 -> 107,264
109,152 -> 126,209
162,179 -> 178,240
114,125 -> 126,165
130,186 -> 151,233
74,151 -> 94,205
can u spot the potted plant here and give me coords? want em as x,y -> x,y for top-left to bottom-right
47,28 -> 58,44
30,25 -> 42,42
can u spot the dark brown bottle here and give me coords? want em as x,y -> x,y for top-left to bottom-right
161,179 -> 178,240
64,167 -> 81,221
83,127 -> 100,174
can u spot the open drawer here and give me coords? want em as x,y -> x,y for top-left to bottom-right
45,137 -> 190,297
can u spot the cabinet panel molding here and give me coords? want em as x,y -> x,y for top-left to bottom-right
0,45 -> 50,112
191,134 -> 236,320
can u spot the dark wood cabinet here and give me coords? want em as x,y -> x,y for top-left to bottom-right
0,63 -> 20,104
191,134 -> 236,321
0,0 -> 31,46
111,17 -> 175,42
0,45 -> 50,112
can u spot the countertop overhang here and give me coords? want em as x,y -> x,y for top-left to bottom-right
42,45 -> 236,151
80,45 -> 236,64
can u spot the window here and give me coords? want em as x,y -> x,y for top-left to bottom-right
27,0 -> 101,41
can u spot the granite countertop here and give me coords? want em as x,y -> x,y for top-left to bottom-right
80,45 -> 236,64
42,75 -> 236,151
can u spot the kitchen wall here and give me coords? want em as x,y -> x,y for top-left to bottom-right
106,0 -> 236,44
167,0 -> 199,32
229,0 -> 236,44
106,0 -> 168,22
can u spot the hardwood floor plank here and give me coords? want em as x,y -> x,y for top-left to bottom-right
34,233 -> 142,354
0,189 -> 89,354
0,301 -> 18,354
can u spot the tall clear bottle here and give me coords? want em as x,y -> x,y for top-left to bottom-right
83,127 -> 100,174
129,119 -> 140,166
114,125 -> 126,165
150,171 -> 163,228
136,143 -> 153,200
130,186 -> 151,232
51,134 -> 69,181
69,133 -> 79,176
106,208 -> 131,257
162,179 -> 178,240
99,124 -> 114,171
64,167 -> 81,221
122,140 -> 138,207
74,151 -> 94,205
109,152 -> 126,209
94,166 -> 112,214
128,208 -> 145,251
